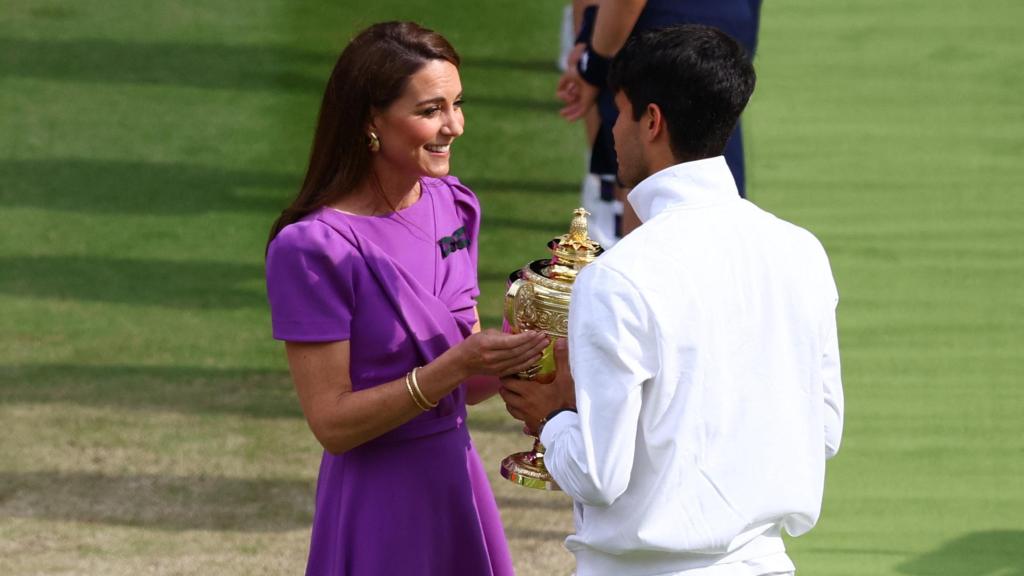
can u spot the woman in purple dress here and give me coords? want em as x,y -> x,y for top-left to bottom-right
264,22 -> 546,575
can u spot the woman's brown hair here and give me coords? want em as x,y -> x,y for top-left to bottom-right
267,21 -> 460,248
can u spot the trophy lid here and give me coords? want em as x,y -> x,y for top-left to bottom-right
546,208 -> 603,281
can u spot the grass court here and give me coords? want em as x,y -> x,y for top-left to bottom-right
1,1 -> 1021,574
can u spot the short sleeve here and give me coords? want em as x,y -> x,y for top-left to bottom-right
442,175 -> 481,298
265,219 -> 357,342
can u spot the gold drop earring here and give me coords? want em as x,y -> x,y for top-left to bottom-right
368,132 -> 380,152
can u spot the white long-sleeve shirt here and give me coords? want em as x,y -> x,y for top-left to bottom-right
540,157 -> 843,575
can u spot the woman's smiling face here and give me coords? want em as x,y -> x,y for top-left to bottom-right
370,59 -> 465,180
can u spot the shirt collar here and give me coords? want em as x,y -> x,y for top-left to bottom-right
626,156 -> 740,223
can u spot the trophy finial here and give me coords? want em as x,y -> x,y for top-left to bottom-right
568,208 -> 591,244
547,207 -> 603,280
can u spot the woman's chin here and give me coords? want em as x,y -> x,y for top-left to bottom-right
421,163 -> 452,179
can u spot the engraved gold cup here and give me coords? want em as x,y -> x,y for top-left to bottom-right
500,208 -> 603,490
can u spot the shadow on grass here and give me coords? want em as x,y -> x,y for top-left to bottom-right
471,96 -> 562,113
477,266 -> 537,285
0,165 -> 580,218
460,56 -> 559,75
896,530 -> 1024,575
0,158 -> 297,215
504,526 -> 571,542
496,495 -> 572,512
0,365 -> 299,420
481,215 -> 575,234
0,37 -> 328,93
467,416 -> 526,434
0,38 -> 562,113
0,255 -> 265,310
0,470 -> 312,532
465,177 -> 579,197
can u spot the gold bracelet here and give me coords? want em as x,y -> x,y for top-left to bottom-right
405,371 -> 431,411
409,367 -> 438,409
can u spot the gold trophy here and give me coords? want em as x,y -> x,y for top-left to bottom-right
500,208 -> 603,489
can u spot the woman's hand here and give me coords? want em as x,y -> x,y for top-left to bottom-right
451,329 -> 549,379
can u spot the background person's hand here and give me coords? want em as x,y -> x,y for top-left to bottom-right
556,71 -> 580,107
556,43 -> 586,102
556,43 -> 600,122
559,78 -> 599,122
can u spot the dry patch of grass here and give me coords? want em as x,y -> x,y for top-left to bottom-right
0,397 -> 577,575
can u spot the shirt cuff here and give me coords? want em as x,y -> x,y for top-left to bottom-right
540,409 -> 580,447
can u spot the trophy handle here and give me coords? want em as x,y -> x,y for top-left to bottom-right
504,277 -> 528,333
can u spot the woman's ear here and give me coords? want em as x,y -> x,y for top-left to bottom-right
366,107 -> 383,133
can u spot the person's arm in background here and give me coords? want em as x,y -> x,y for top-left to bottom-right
565,0 -> 603,142
590,0 -> 646,57
560,0 -> 647,121
573,0 -> 598,32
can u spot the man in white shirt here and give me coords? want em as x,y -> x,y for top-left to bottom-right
500,25 -> 843,575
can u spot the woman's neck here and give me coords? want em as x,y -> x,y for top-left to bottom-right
335,172 -> 421,216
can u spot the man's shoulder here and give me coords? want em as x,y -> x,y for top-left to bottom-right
739,200 -> 829,254
575,246 -> 645,303
587,228 -> 649,278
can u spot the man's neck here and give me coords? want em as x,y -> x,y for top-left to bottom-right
643,145 -> 682,180
627,156 -> 739,223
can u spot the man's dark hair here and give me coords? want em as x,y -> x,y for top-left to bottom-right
608,24 -> 756,162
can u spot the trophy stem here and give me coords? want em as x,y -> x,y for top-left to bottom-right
499,437 -> 560,491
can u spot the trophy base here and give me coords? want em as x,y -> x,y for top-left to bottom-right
500,450 -> 561,491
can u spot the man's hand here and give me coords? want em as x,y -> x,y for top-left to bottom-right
499,339 -> 576,435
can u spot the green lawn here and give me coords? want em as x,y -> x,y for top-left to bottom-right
2,1 -> 1022,575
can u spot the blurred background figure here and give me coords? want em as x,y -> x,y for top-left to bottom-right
558,1 -> 610,245
558,0 -> 762,245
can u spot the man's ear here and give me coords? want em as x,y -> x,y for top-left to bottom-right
644,103 -> 665,143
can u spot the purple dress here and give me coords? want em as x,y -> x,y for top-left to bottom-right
265,176 -> 514,576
